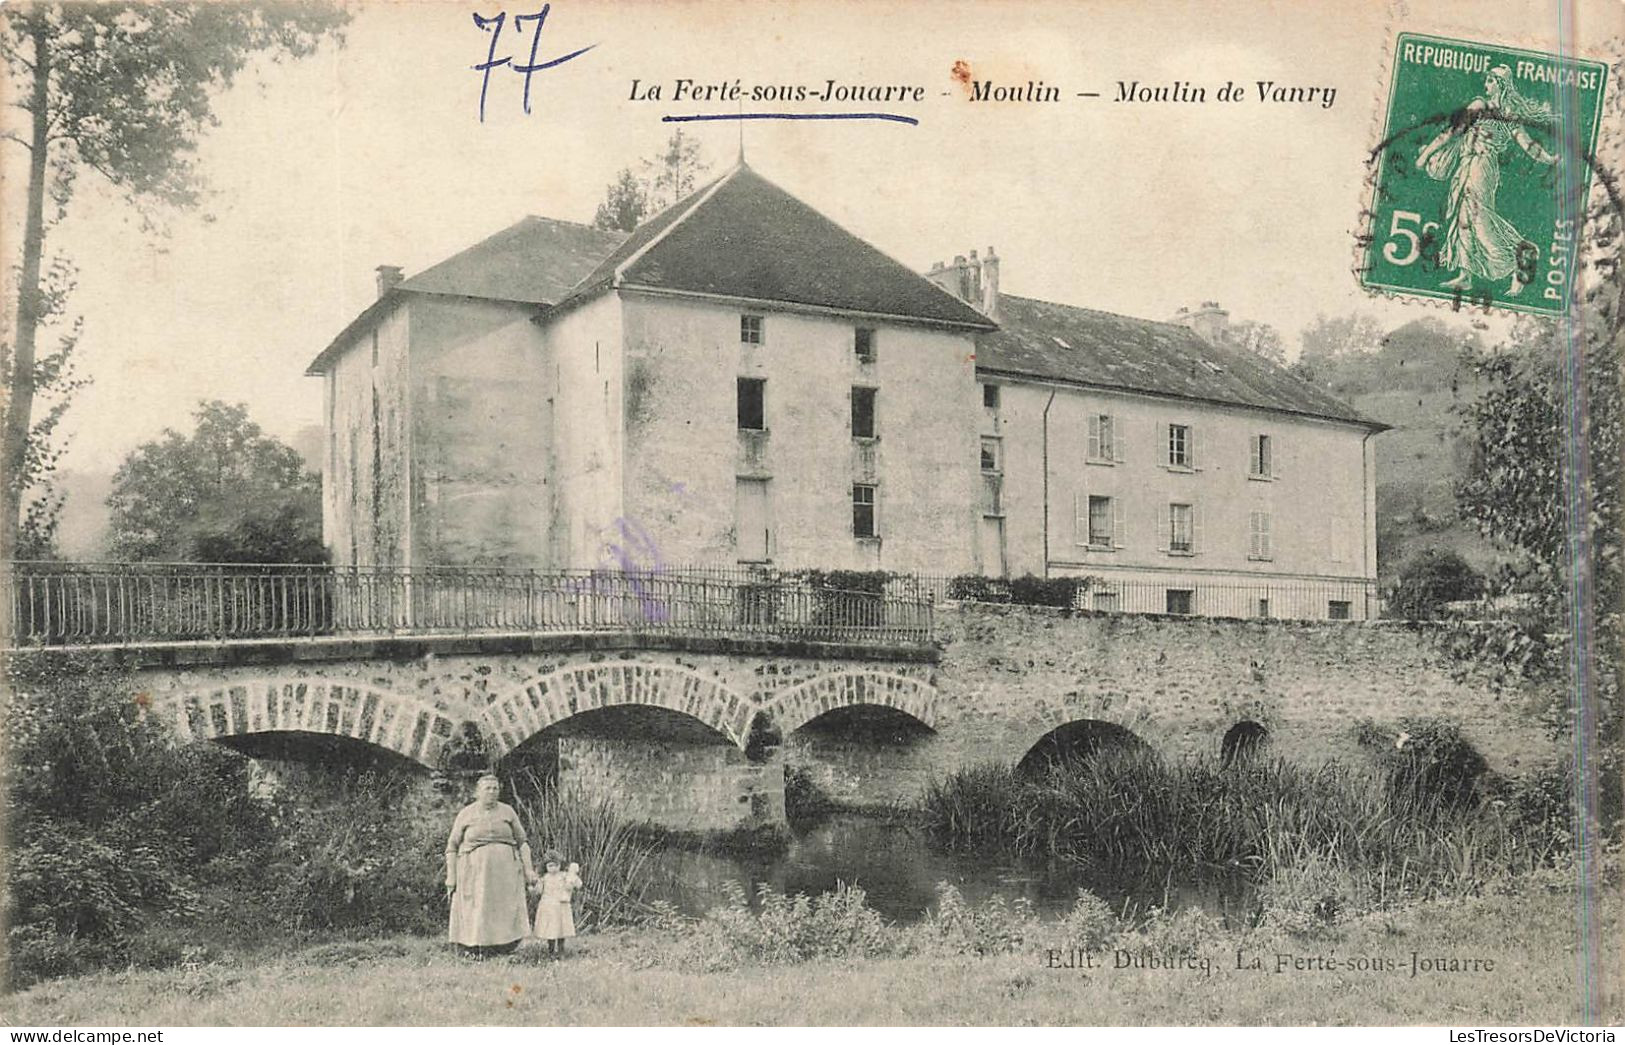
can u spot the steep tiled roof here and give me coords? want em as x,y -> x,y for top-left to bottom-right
980,295 -> 1384,428
403,216 -> 626,304
306,217 -> 624,374
551,163 -> 996,330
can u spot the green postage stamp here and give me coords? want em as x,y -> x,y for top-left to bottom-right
1362,32 -> 1609,314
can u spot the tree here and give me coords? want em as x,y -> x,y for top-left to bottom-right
1386,546 -> 1484,620
1453,301 -> 1620,780
590,128 -> 711,231
1220,319 -> 1287,365
644,127 -> 707,210
1295,313 -> 1385,384
0,3 -> 348,564
592,166 -> 649,232
106,401 -> 324,563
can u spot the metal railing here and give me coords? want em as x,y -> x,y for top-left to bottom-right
1073,577 -> 1377,621
909,572 -> 1378,621
4,562 -> 934,649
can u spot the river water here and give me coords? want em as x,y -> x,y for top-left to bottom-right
642,812 -> 1254,924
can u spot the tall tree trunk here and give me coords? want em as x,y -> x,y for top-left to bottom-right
2,20 -> 51,565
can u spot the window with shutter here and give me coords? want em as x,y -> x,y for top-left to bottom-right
1088,496 -> 1113,546
1167,424 -> 1190,467
1250,434 -> 1273,479
1249,510 -> 1273,559
1087,414 -> 1117,464
1169,503 -> 1194,553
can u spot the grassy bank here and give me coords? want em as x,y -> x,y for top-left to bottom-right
7,877 -> 1616,1026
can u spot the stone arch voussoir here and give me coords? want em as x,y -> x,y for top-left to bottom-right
484,661 -> 754,756
149,676 -> 465,769
760,670 -> 938,738
1015,697 -> 1162,764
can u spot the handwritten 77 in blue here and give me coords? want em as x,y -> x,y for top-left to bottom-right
472,5 -> 596,122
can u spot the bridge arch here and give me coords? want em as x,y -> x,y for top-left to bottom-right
759,670 -> 938,738
1221,720 -> 1270,765
1016,718 -> 1153,776
149,677 -> 465,769
483,662 -> 754,755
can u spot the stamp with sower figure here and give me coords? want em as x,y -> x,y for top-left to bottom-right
1361,33 -> 1608,315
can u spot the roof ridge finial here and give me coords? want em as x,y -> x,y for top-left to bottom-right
737,101 -> 747,167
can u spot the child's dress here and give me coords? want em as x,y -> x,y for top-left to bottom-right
534,865 -> 582,940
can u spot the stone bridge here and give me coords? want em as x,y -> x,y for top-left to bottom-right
13,604 -> 1557,832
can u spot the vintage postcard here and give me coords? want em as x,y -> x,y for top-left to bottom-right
1,0 -> 1620,1032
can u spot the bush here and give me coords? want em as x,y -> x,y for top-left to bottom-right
1386,547 -> 1484,620
946,574 -> 1090,608
1053,889 -> 1119,951
787,569 -> 891,596
636,881 -> 894,970
258,768 -> 444,935
919,883 -> 1037,956
1355,717 -> 1489,808
946,575 -> 1010,602
1008,575 -> 1086,608
3,654 -> 276,989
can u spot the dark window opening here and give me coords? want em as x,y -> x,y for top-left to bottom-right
980,436 -> 1001,472
738,378 -> 765,431
1328,600 -> 1352,620
1251,434 -> 1273,477
1165,589 -> 1194,615
983,384 -> 1000,409
851,387 -> 877,439
853,484 -> 877,538
855,327 -> 876,363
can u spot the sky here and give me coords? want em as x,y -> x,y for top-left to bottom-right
3,0 -> 1617,476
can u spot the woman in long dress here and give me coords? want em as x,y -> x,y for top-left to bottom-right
1414,64 -> 1557,296
444,774 -> 537,955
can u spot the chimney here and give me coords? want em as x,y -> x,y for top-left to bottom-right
375,264 -> 404,299
1169,300 -> 1228,344
923,247 -> 1000,321
981,246 -> 1000,321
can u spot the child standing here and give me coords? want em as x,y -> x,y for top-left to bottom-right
532,850 -> 582,957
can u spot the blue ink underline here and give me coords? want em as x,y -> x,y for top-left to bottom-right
662,111 -> 919,126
